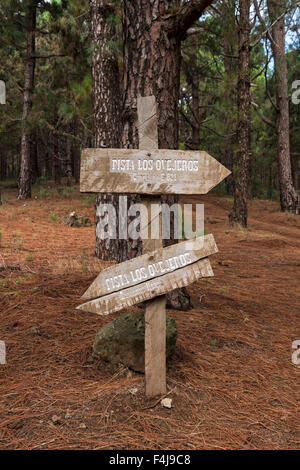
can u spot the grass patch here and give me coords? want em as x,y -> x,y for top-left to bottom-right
12,232 -> 24,249
37,188 -> 52,199
49,211 -> 58,222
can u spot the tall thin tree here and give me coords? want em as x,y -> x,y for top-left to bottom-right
267,0 -> 299,213
18,0 -> 37,200
121,0 -> 214,309
229,0 -> 251,227
90,0 -> 122,261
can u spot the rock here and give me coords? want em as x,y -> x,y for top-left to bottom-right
51,415 -> 61,425
79,423 -> 87,429
61,211 -> 91,228
29,326 -> 40,335
93,311 -> 177,372
161,398 -> 172,409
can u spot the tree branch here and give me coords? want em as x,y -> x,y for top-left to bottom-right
253,0 -> 276,47
186,26 -> 205,37
166,0 -> 215,38
32,54 -> 67,59
201,124 -> 236,138
251,101 -> 275,128
250,1 -> 300,49
180,107 -> 196,129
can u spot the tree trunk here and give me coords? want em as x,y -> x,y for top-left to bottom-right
65,133 -> 73,187
122,0 -> 189,310
267,0 -> 299,213
222,0 -> 237,194
229,0 -> 250,227
191,75 -> 200,150
73,117 -> 81,184
53,132 -> 61,185
18,1 -> 37,200
30,131 -> 38,185
90,0 -> 122,261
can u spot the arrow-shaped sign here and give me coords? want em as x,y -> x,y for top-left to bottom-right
77,257 -> 213,316
82,234 -> 218,301
80,148 -> 231,195
77,234 -> 218,315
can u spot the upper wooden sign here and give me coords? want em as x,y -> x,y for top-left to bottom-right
80,148 -> 231,195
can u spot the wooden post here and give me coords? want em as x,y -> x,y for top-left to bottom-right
137,96 -> 167,396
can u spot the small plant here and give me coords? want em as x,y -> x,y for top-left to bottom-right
8,213 -> 16,220
12,232 -> 24,249
218,287 -> 228,295
80,248 -> 89,274
37,188 -> 51,199
210,339 -> 218,347
8,290 -> 21,298
85,195 -> 94,207
49,211 -> 58,222
25,253 -> 34,262
62,186 -> 73,198
36,176 -> 48,184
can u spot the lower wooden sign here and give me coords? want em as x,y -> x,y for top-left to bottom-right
81,234 -> 218,301
77,257 -> 213,316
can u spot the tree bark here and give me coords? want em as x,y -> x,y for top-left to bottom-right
121,0 -> 212,310
65,133 -> 73,187
191,75 -> 201,150
18,1 -> 37,200
229,0 -> 251,227
53,132 -> 61,185
222,0 -> 236,194
30,131 -> 38,185
73,117 -> 81,184
267,0 -> 299,213
90,0 -> 122,261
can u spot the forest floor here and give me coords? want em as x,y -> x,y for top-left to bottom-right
0,181 -> 299,450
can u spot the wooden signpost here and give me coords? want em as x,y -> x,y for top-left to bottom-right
77,95 -> 230,397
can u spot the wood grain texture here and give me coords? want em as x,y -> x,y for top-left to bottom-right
0,341 -> 6,365
76,257 -> 214,316
80,148 -> 231,195
81,234 -> 218,301
138,95 -> 166,396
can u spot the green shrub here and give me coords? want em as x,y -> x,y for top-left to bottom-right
37,188 -> 51,199
49,211 -> 58,222
62,186 -> 74,198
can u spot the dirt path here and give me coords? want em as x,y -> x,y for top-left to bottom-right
0,186 -> 299,449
